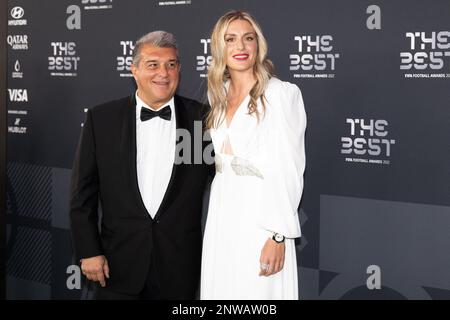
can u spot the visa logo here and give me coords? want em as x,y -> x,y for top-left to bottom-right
8,88 -> 28,102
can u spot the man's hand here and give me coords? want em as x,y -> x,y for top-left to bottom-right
81,255 -> 110,287
259,238 -> 285,277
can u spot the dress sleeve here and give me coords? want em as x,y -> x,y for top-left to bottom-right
258,81 -> 307,239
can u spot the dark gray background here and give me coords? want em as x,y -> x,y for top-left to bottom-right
6,0 -> 450,299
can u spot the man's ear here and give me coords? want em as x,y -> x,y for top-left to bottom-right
131,63 -> 138,80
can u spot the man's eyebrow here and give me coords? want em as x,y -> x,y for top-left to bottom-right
143,58 -> 178,63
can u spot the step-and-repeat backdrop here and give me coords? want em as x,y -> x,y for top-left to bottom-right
6,0 -> 450,299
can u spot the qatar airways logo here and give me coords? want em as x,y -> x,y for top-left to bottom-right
400,31 -> 450,79
196,38 -> 211,78
7,34 -> 28,50
290,34 -> 340,79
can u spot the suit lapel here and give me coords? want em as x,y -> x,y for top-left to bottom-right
153,95 -> 188,221
120,95 -> 149,217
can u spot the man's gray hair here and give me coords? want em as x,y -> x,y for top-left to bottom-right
132,31 -> 179,66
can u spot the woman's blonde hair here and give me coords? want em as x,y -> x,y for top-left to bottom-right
206,10 -> 274,129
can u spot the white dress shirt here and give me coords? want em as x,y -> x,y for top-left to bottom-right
135,92 -> 176,219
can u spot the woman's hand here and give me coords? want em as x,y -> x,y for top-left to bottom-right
259,238 -> 285,276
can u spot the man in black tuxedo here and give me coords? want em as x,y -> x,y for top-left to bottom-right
70,31 -> 213,299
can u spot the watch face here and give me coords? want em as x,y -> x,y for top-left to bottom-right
274,234 -> 284,242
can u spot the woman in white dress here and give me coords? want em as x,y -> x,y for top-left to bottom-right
201,10 -> 307,300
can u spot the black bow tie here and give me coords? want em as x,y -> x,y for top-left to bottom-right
140,105 -> 172,122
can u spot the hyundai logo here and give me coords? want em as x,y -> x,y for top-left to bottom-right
11,7 -> 24,19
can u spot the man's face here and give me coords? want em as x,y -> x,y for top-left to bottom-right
131,44 -> 180,109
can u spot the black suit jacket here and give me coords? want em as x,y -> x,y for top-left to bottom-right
70,94 -> 212,298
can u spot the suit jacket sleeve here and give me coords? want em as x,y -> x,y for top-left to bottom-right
69,109 -> 103,260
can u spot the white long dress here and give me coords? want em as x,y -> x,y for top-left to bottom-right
200,77 -> 307,300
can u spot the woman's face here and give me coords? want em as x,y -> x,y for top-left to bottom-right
224,19 -> 258,74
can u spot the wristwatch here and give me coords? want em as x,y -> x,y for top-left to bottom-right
272,232 -> 285,243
